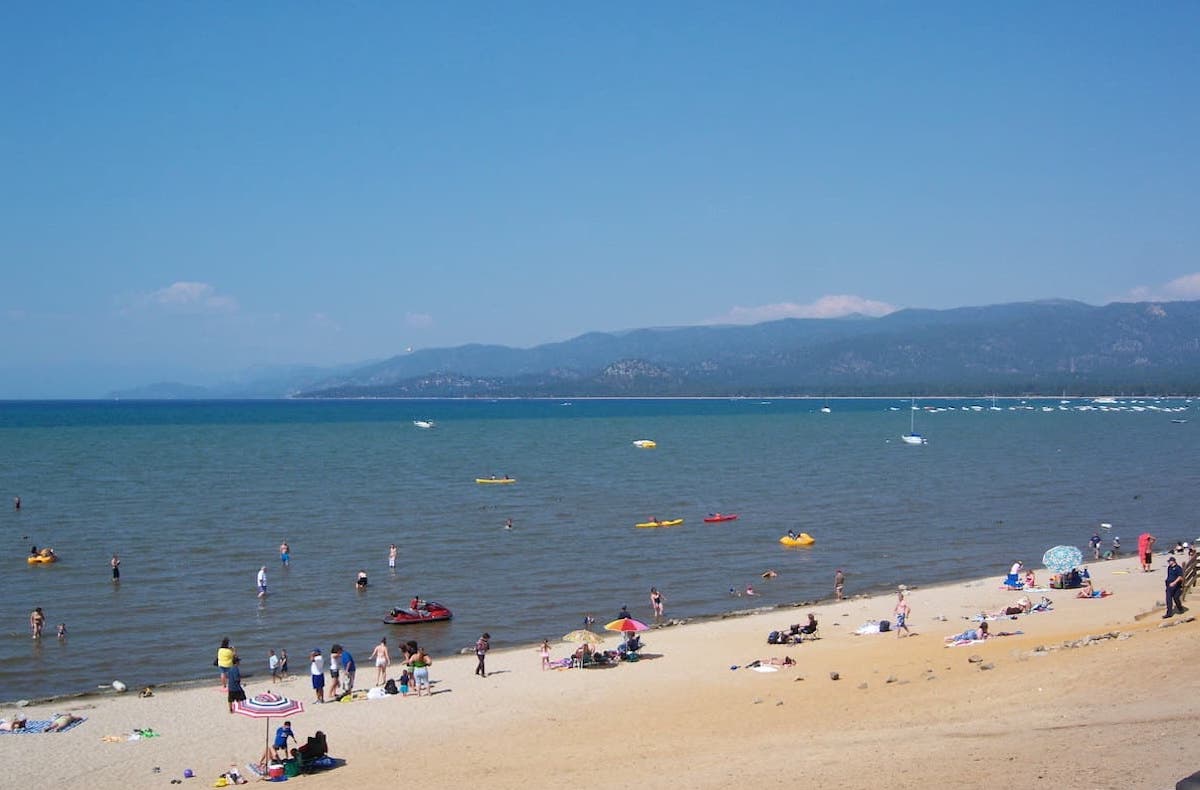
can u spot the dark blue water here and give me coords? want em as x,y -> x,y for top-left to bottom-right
0,397 -> 1192,700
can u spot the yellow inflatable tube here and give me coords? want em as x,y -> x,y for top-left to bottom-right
27,549 -> 59,564
779,533 -> 815,546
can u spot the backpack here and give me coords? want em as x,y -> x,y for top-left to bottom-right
878,620 -> 891,632
383,678 -> 399,695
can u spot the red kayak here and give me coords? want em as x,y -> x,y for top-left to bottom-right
703,513 -> 739,523
383,602 -> 453,624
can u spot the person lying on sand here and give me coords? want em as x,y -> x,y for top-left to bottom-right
0,714 -> 28,731
44,713 -> 82,732
1076,579 -> 1112,598
745,657 -> 796,668
945,622 -> 990,642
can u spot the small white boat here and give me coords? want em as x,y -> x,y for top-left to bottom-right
900,398 -> 927,445
632,439 -> 657,449
413,420 -> 435,429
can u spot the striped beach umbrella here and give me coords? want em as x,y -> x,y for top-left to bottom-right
233,691 -> 305,756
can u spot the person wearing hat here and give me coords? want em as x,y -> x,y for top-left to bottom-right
1163,556 -> 1188,618
309,648 -> 325,704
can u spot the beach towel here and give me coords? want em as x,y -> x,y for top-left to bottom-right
750,665 -> 779,673
854,622 -> 882,635
0,716 -> 87,734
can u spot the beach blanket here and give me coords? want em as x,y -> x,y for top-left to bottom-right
750,665 -> 779,673
0,716 -> 87,734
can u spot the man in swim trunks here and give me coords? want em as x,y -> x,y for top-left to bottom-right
273,721 -> 296,760
834,569 -> 845,601
111,553 -> 120,582
280,541 -> 290,566
1138,532 -> 1157,572
309,649 -> 325,703
388,543 -> 397,569
339,645 -> 356,692
30,607 -> 45,639
893,591 -> 911,637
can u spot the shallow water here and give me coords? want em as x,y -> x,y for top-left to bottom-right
0,397 -> 1192,700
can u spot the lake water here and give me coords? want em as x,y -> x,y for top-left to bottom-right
0,397 -> 1192,701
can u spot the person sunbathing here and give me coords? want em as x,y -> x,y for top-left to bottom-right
945,622 -> 990,642
1076,580 -> 1112,598
986,597 -> 1033,617
746,656 -> 796,667
44,712 -> 82,732
0,714 -> 27,731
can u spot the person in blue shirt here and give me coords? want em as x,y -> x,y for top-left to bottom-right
1163,556 -> 1188,618
1090,533 -> 1102,559
273,721 -> 296,760
338,646 -> 356,692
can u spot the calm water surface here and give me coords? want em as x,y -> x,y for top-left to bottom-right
0,398 -> 1192,700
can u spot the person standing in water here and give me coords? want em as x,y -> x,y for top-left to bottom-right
834,569 -> 846,600
13,496 -> 20,510
29,607 -> 45,639
388,543 -> 397,570
279,541 -> 290,566
111,553 -> 121,582
257,566 -> 268,598
650,587 -> 665,620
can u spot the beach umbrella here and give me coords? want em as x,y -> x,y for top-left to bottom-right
603,617 -> 649,633
562,629 -> 604,645
233,691 -> 305,759
1042,545 -> 1084,574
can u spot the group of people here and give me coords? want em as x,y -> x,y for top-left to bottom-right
1089,532 -> 1122,561
306,644 -> 358,703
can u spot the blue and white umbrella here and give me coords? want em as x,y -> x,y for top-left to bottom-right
1042,545 -> 1084,574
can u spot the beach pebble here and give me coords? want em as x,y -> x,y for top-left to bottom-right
886,675 -> 898,684
967,654 -> 983,664
979,663 -> 995,671
829,671 -> 840,681
857,682 -> 868,690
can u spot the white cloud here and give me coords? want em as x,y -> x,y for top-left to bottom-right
710,294 -> 897,325
1119,272 -> 1200,303
144,282 -> 238,313
405,312 -> 433,329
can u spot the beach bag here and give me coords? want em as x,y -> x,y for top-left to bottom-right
879,620 -> 891,632
767,630 -> 780,644
383,678 -> 399,695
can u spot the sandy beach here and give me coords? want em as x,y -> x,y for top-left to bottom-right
4,551 -> 1196,790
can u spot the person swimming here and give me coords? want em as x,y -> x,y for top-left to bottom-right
356,570 -> 368,588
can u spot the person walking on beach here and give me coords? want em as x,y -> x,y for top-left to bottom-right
1138,532 -> 1157,572
279,649 -> 289,678
29,607 -> 45,639
257,565 -> 268,597
111,553 -> 120,582
388,543 -> 397,570
650,587 -> 665,620
894,591 -> 911,637
309,648 -> 325,703
539,639 -> 551,670
226,657 -> 246,713
269,649 -> 280,682
279,541 -> 290,566
1163,556 -> 1188,618
370,637 -> 390,686
409,646 -> 432,696
474,632 -> 490,678
834,569 -> 845,600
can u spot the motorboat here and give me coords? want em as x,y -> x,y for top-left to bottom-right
413,420 -> 435,429
632,439 -> 657,449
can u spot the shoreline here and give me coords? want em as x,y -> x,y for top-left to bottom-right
3,552 -> 1157,708
5,550 -> 1194,789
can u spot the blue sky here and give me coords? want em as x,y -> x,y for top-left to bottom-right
2,2 -> 1198,396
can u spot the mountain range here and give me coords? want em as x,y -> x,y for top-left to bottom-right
109,299 -> 1200,399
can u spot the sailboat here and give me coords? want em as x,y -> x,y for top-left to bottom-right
900,399 -> 927,445
820,397 -> 831,414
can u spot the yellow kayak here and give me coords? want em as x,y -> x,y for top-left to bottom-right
476,478 -> 516,484
779,533 -> 815,546
636,518 -> 683,528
